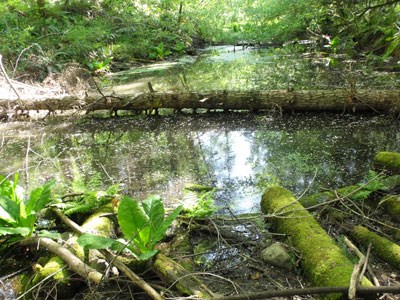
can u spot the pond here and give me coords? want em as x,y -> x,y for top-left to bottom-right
1,46 -> 400,214
1,113 -> 399,214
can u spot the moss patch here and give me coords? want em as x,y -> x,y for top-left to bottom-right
374,152 -> 400,174
261,187 -> 371,299
377,195 -> 400,222
351,225 -> 400,271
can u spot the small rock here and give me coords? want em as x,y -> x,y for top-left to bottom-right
261,242 -> 292,270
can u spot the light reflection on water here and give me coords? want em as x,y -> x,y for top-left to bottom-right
1,113 -> 399,214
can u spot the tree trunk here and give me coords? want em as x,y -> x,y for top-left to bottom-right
2,89 -> 400,114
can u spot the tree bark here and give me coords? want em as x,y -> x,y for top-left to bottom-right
2,89 -> 400,114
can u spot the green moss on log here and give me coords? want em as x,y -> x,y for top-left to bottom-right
32,256 -> 68,285
300,185 -> 359,208
261,187 -> 371,299
352,225 -> 400,271
153,253 -> 214,298
377,195 -> 400,222
374,152 -> 400,174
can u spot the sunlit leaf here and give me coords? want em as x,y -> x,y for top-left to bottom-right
117,196 -> 149,240
77,233 -> 127,252
0,226 -> 31,237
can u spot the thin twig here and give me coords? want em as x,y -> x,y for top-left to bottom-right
0,54 -> 21,99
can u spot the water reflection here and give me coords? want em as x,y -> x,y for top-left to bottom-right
1,114 -> 399,213
106,46 -> 399,93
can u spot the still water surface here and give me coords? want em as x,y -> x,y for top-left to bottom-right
1,46 -> 399,213
1,113 -> 399,213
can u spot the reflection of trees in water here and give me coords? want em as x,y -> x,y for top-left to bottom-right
0,115 -> 399,211
251,122 -> 399,196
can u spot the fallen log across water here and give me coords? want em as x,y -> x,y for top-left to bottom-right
1,89 -> 400,114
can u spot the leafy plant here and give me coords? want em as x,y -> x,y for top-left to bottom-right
149,42 -> 171,60
182,186 -> 217,218
54,169 -> 121,216
174,41 -> 186,55
78,195 -> 182,260
0,174 -> 55,237
86,56 -> 113,73
349,170 -> 387,201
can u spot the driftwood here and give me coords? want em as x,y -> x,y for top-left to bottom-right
1,89 -> 400,114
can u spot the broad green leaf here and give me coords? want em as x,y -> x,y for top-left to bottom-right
150,205 -> 183,248
142,195 -> 164,238
0,226 -> 31,237
37,230 -> 62,240
0,195 -> 19,224
77,233 -> 127,252
137,250 -> 158,261
26,180 -> 55,215
0,175 -> 14,199
117,196 -> 149,240
18,215 -> 35,235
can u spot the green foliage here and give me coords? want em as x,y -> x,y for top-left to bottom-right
78,195 -> 182,260
0,0 -> 398,74
54,169 -> 121,216
149,42 -> 172,60
0,174 -> 55,237
349,170 -> 387,201
182,187 -> 217,218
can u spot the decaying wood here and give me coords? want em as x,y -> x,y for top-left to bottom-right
152,253 -> 215,298
52,207 -> 163,300
20,237 -> 103,285
1,89 -> 400,113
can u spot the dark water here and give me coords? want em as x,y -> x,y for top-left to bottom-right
1,113 -> 399,214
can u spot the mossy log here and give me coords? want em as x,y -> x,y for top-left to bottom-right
376,195 -> 400,222
300,175 -> 400,208
351,225 -> 400,271
261,187 -> 372,300
152,253 -> 215,298
1,89 -> 400,113
374,152 -> 400,174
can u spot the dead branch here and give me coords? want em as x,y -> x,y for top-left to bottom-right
0,54 -> 21,99
20,237 -> 103,285
51,207 -> 163,300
